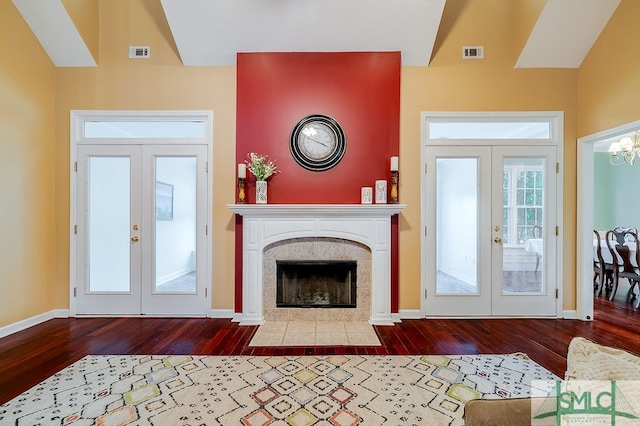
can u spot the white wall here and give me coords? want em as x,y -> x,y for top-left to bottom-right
155,157 -> 197,283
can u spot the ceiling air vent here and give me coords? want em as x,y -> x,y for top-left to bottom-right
462,46 -> 484,59
129,46 -> 150,59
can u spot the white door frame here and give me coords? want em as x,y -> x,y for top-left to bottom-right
420,111 -> 564,318
69,110 -> 213,316
576,120 -> 640,321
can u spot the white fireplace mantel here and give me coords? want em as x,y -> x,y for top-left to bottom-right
228,204 -> 406,325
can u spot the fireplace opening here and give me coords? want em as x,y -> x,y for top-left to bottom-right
276,260 -> 357,308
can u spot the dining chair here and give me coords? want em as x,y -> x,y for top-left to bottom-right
532,225 -> 542,238
606,228 -> 640,304
593,229 -> 613,296
531,225 -> 542,275
607,226 -> 638,245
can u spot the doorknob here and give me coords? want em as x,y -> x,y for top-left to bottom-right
131,235 -> 139,243
494,237 -> 502,243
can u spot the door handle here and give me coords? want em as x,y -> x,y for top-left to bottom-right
131,235 -> 139,243
494,237 -> 502,243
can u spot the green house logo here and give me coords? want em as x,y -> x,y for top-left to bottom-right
534,380 -> 638,425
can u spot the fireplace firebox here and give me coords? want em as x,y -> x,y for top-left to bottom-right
276,260 -> 357,308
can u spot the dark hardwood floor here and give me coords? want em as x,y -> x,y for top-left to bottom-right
1,291 -> 638,405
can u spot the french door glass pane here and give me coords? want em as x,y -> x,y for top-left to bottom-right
88,157 -> 131,292
436,158 -> 479,294
154,157 -> 197,293
503,157 -> 544,294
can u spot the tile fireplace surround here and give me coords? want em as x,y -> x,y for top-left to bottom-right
228,204 -> 406,326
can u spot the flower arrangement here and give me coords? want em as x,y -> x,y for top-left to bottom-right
245,152 -> 280,181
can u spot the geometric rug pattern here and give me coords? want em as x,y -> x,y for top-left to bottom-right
0,353 -> 559,425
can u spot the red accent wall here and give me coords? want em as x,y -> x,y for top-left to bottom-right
236,52 -> 400,204
235,52 -> 400,313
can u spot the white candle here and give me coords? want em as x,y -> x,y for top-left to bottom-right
361,187 -> 373,204
238,163 -> 246,178
390,156 -> 399,172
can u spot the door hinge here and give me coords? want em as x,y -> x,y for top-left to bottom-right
206,162 -> 209,173
425,163 -> 428,174
205,224 -> 208,235
74,162 -> 78,172
425,289 -> 427,298
555,288 -> 559,299
556,163 -> 559,173
425,226 -> 428,237
205,288 -> 208,298
74,287 -> 77,297
555,226 -> 559,236
74,225 -> 78,234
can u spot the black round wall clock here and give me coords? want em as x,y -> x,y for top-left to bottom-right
290,114 -> 346,171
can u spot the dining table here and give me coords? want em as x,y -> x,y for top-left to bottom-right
524,238 -> 543,256
524,238 -> 543,275
594,239 -> 638,267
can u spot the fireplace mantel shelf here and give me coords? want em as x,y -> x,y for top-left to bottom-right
228,204 -> 406,217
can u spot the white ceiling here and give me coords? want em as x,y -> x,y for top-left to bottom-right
12,0 -> 622,68
160,0 -> 447,66
11,0 -> 96,67
516,0 -> 621,68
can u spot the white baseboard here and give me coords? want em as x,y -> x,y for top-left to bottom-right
209,309 -> 234,319
399,309 -> 422,319
0,309 -> 70,339
391,313 -> 402,323
562,310 -> 578,319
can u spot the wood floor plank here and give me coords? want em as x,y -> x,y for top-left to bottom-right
0,293 -> 638,405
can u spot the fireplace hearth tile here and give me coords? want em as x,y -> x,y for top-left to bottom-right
250,332 -> 284,346
248,321 -> 381,347
258,321 -> 288,333
316,322 -> 346,333
286,322 -> 316,333
283,331 -> 316,346
346,331 -> 380,346
317,333 -> 349,345
347,322 -> 377,333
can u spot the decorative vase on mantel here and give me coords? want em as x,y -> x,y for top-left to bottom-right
256,180 -> 267,204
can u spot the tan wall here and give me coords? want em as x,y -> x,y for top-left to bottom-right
578,0 -> 640,136
399,0 -> 578,311
0,1 -> 57,326
16,0 -> 640,327
53,0 -> 237,310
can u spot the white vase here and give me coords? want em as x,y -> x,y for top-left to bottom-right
375,180 -> 387,204
256,180 -> 267,204
361,187 -> 373,204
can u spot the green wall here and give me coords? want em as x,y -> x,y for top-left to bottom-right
594,152 -> 640,232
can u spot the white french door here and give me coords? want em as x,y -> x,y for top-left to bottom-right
75,144 -> 208,315
424,145 -> 557,316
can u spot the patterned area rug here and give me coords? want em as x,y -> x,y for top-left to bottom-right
1,354 -> 558,425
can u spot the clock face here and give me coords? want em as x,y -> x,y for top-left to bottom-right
290,115 -> 346,171
299,122 -> 337,161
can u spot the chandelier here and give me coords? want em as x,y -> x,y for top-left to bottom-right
609,132 -> 640,166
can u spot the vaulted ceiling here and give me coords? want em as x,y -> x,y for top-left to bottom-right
12,0 -> 621,68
